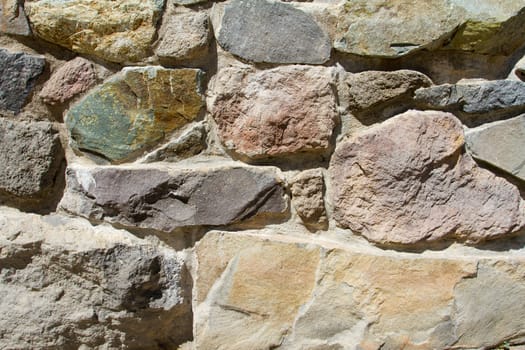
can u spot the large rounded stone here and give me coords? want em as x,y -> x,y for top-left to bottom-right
329,110 -> 525,246
66,66 -> 205,163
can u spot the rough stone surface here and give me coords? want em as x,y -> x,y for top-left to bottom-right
25,0 -> 164,63
466,114 -> 525,182
141,122 -> 207,163
155,6 -> 210,63
66,66 -> 204,163
208,65 -> 337,160
329,110 -> 525,246
216,0 -> 331,64
290,169 -> 328,229
0,119 -> 64,211
414,79 -> 525,120
195,232 -> 525,350
0,49 -> 45,113
0,0 -> 31,35
333,0 -> 525,57
39,57 -> 97,105
59,163 -> 289,233
0,206 -> 192,349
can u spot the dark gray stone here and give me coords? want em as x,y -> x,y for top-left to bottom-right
0,119 -> 65,211
216,0 -> 331,64
0,49 -> 45,113
466,114 -> 525,182
414,80 -> 525,123
60,164 -> 289,232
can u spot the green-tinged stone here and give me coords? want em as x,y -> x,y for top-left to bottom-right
66,67 -> 205,163
446,21 -> 503,52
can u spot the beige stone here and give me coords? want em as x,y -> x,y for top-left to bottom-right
290,169 -> 328,229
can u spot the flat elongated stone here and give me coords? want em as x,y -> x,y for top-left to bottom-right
26,0 -> 164,63
0,207 -> 192,349
0,0 -> 31,35
0,119 -> 64,211
59,163 -> 288,232
466,114 -> 525,182
195,232 -> 525,349
208,66 -> 337,160
0,49 -> 45,113
39,57 -> 97,105
415,79 -> 525,117
333,0 -> 525,57
329,110 -> 525,245
216,0 -> 331,64
66,66 -> 204,163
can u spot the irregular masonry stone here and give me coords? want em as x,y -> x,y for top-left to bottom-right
0,206 -> 192,349
0,119 -> 64,210
339,69 -> 433,114
0,49 -> 45,113
195,232 -> 525,349
208,65 -> 337,160
290,169 -> 328,229
466,114 -> 525,182
155,6 -> 210,62
0,0 -> 31,35
329,110 -> 525,246
414,79 -> 525,116
59,163 -> 288,232
66,66 -> 204,163
509,54 -> 525,81
333,0 -> 525,57
141,122 -> 207,163
39,57 -> 97,105
216,0 -> 331,64
25,0 -> 164,63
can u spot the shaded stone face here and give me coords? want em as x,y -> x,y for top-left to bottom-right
0,49 -> 45,113
329,110 -> 525,246
0,119 -> 64,211
66,67 -> 205,163
39,57 -> 97,105
26,0 -> 164,63
195,232 -> 525,350
290,169 -> 328,229
208,65 -> 338,160
59,164 -> 289,233
466,114 -> 525,182
216,0 -> 331,64
0,0 -> 31,35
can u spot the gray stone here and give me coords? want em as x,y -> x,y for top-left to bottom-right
329,110 -> 525,246
59,163 -> 289,232
466,114 -> 525,182
0,119 -> 64,211
173,0 -> 207,4
0,49 -> 45,113
414,79 -> 525,118
141,122 -> 207,163
216,0 -> 331,64
155,7 -> 210,63
0,0 -> 31,36
290,169 -> 328,229
0,206 -> 192,349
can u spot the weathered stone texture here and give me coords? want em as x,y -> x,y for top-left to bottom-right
39,57 -> 97,105
291,169 -> 328,229
0,0 -> 31,35
25,0 -> 164,63
0,206 -> 192,349
216,0 -> 331,64
0,49 -> 45,113
59,163 -> 288,232
329,110 -> 525,246
195,232 -> 525,350
66,66 -> 204,163
0,119 -> 64,210
466,114 -> 525,182
155,7 -> 210,63
209,65 -> 337,160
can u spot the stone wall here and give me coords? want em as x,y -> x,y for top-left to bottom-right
1,0 -> 525,349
